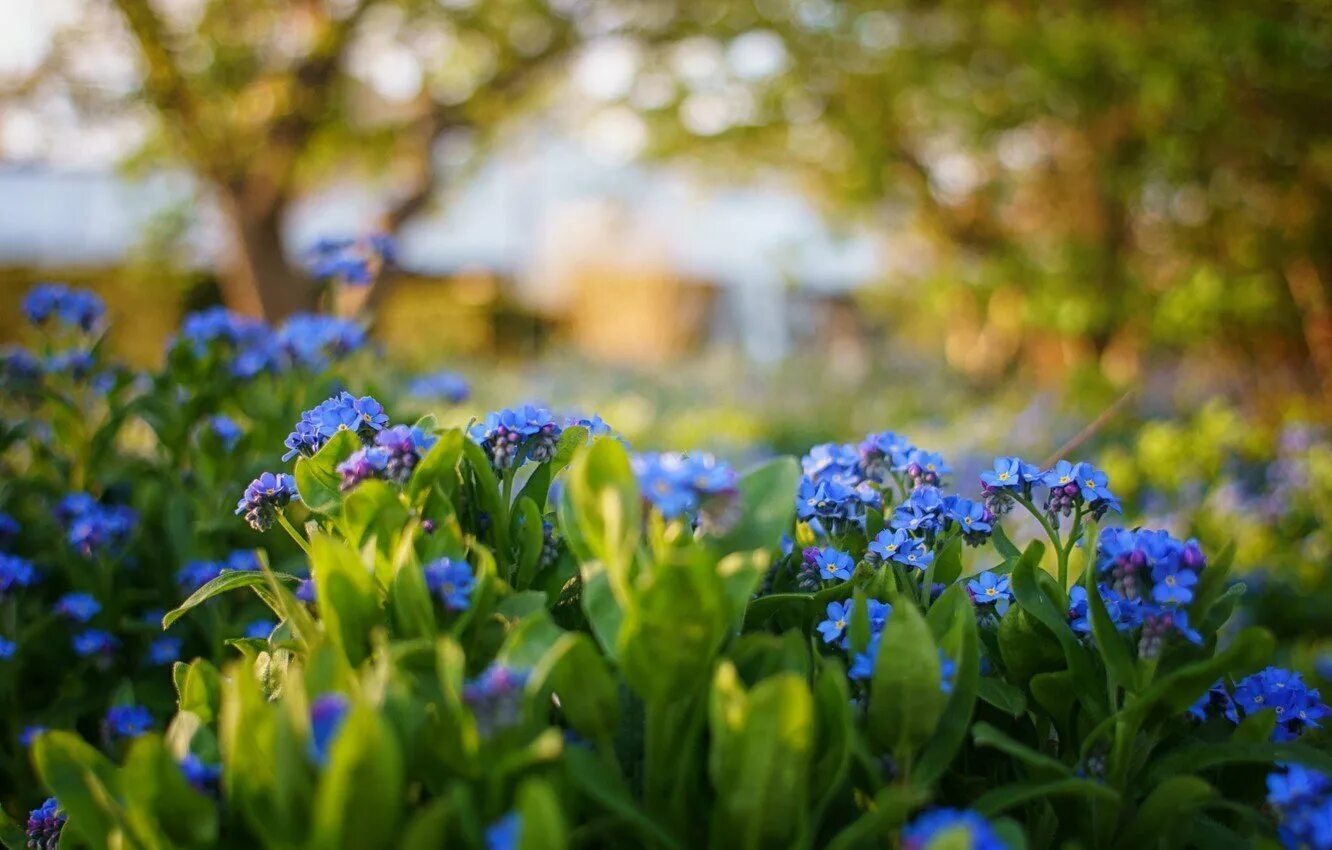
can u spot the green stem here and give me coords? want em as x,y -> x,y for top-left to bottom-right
1013,493 -> 1070,586
1058,509 -> 1085,591
277,512 -> 311,556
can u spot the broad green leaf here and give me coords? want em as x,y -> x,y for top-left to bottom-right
163,569 -> 299,629
708,664 -> 814,848
992,525 -> 1022,562
996,605 -> 1065,685
343,480 -> 409,554
407,429 -> 463,502
932,536 -> 964,586
869,601 -> 944,758
177,659 -> 222,723
311,705 -> 405,850
566,437 -> 641,594
499,609 -> 566,669
32,732 -> 122,850
618,555 -> 728,704
1030,670 -> 1078,730
121,734 -> 219,848
389,558 -> 436,641
717,550 -> 771,627
714,456 -> 800,555
578,564 -> 624,659
516,778 -> 568,850
534,633 -> 619,742
1190,541 -> 1235,621
295,429 -> 362,515
742,593 -> 811,632
977,677 -> 1028,717
310,533 -> 382,666
1120,776 -> 1216,848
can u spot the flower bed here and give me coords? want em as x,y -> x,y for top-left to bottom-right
1,284 -> 1329,850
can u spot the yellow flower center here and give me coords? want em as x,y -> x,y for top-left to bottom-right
985,587 -> 997,597
998,472 -> 1009,481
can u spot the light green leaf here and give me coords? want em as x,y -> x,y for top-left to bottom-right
295,429 -> 362,515
869,601 -> 944,758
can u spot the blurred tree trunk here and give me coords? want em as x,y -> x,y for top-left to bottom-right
219,194 -> 313,321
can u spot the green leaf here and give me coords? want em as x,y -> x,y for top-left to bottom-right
1009,541 -> 1105,717
717,550 -> 771,628
413,413 -> 440,434
714,456 -> 800,555
120,734 -> 219,847
461,437 -> 509,556
810,657 -> 853,826
32,732 -> 122,850
389,558 -> 436,641
515,778 -> 568,850
1120,776 -> 1216,848
1190,541 -> 1235,621
1148,740 -> 1332,781
311,705 -> 405,850
1030,671 -> 1078,731
868,601 -> 944,758
977,678 -> 1028,718
0,807 -> 26,850
932,536 -> 964,586
535,633 -> 619,742
177,659 -> 223,723
499,610 -> 566,669
618,553 -> 728,704
163,569 -> 299,629
566,437 -> 641,589
742,593 -> 811,632
992,525 -> 1022,562
295,429 -> 362,515
1084,561 -> 1138,693
825,784 -> 931,850
915,589 -> 981,784
343,480 -> 409,554
407,429 -> 464,502
996,605 -> 1065,686
513,496 -> 545,587
972,777 -> 1119,816
971,722 -> 1071,779
310,533 -> 382,666
563,747 -> 683,850
578,565 -> 624,660
708,664 -> 814,847
1126,627 -> 1275,725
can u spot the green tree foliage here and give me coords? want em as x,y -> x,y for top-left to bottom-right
616,1 -> 1332,392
